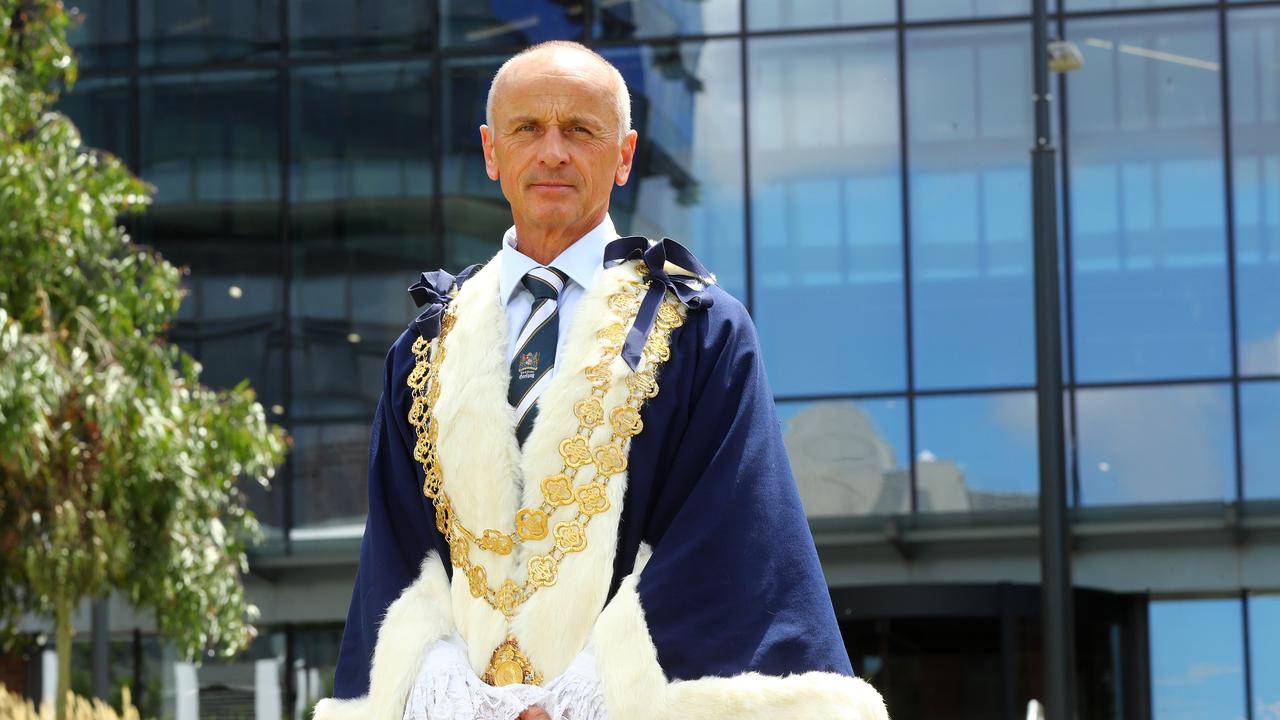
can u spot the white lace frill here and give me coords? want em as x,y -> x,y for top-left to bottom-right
403,633 -> 608,720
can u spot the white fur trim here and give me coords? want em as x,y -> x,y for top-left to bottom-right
312,553 -> 453,720
430,258 -> 522,672
509,258 -> 653,679
431,254 -> 656,680
590,547 -> 890,720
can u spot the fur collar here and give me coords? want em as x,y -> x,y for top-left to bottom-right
433,253 -> 649,679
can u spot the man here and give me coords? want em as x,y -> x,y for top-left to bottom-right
315,41 -> 888,720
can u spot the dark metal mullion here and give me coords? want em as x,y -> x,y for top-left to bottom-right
1242,591 -> 1255,720
1218,0 -> 1247,506
430,0 -> 445,268
740,0 -> 755,314
896,0 -> 919,514
279,0 -> 294,556
1055,9 -> 1083,509
582,0 -> 595,41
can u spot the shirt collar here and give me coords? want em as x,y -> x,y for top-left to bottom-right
499,213 -> 619,303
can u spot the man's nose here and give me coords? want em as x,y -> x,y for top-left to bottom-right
537,127 -> 569,167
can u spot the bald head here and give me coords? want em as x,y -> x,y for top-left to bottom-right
485,41 -> 632,147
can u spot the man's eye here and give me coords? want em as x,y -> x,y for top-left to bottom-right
517,124 -> 536,132
571,126 -> 592,135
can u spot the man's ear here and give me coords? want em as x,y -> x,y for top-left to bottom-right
480,124 -> 500,181
614,129 -> 638,186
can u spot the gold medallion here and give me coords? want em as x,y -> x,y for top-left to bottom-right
483,637 -> 543,687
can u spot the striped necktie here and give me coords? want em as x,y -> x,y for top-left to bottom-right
509,266 -> 568,446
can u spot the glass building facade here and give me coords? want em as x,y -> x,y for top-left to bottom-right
35,0 -> 1280,718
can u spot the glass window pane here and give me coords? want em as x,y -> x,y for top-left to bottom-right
442,42 -> 746,295
440,0 -> 582,49
599,41 -> 746,298
288,0 -> 432,57
1149,599 -> 1246,720
440,55 -> 504,269
293,625 -> 345,715
914,391 -> 1039,514
290,61 -> 435,424
595,0 -> 737,39
66,1 -> 131,70
57,76 -> 130,162
1067,13 -> 1230,383
292,422 -> 371,534
779,398 -> 909,517
139,0 -> 279,67
1077,384 -> 1234,506
906,0 -> 1027,22
1241,381 -> 1280,500
750,31 -> 904,396
908,24 -> 1035,391
747,0 -> 894,31
1250,595 -> 1280,720
1230,8 -> 1280,377
137,70 -> 284,535
1070,0 -> 1200,10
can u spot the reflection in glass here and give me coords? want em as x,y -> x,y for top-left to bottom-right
1149,599 -> 1246,720
747,0 -> 893,31
291,423 -> 372,533
844,617 -> 1003,720
1069,0 -> 1199,10
1230,9 -> 1280,376
602,41 -> 746,298
289,0 -> 432,56
777,398 -> 908,517
595,0 -> 737,39
57,76 -> 130,161
749,32 -> 903,396
440,55 -> 504,269
293,625 -> 345,715
914,392 -> 1038,513
907,24 -> 1035,391
66,0 -> 130,69
906,0 -> 1026,22
1077,384 -> 1234,506
137,69 -> 282,401
290,61 -> 435,424
747,30 -> 901,394
442,42 -> 747,297
1067,14 -> 1230,383
1251,595 -> 1280,720
139,0 -> 279,66
1241,381 -> 1280,500
137,70 -> 284,537
440,0 -> 583,49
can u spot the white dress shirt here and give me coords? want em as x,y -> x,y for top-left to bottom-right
499,213 -> 619,362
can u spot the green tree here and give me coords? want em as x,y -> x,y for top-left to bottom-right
0,3 -> 289,719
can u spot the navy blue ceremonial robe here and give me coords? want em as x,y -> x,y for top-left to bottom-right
324,242 -> 882,719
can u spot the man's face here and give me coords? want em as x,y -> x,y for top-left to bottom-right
480,50 -> 638,233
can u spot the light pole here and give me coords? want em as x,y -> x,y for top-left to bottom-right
1030,0 -> 1078,718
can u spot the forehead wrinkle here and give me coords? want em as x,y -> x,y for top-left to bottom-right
497,85 -> 612,125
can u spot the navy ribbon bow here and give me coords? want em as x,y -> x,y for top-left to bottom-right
407,264 -> 480,338
603,236 -> 715,370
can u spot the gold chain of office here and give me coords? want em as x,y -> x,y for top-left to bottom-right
405,271 -> 684,625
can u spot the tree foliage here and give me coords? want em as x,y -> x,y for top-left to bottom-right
0,3 -> 288,714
